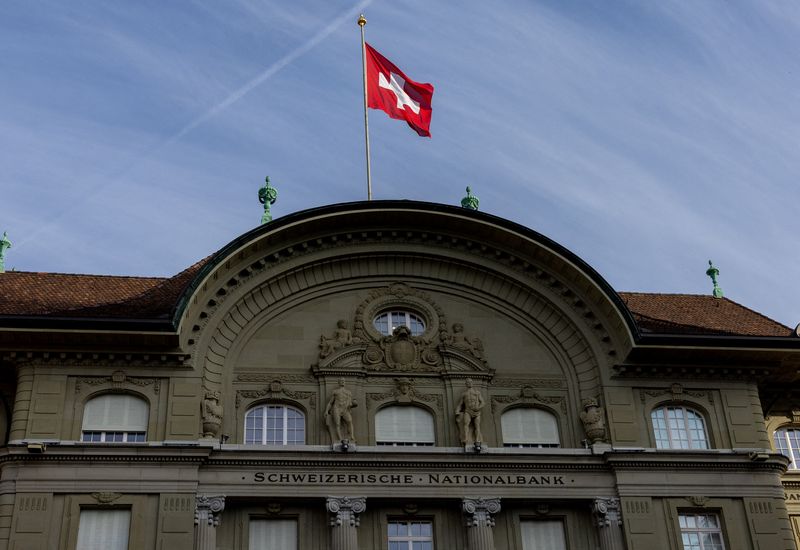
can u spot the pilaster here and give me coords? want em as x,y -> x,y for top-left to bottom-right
592,497 -> 626,550
463,497 -> 501,550
327,496 -> 366,550
194,495 -> 225,550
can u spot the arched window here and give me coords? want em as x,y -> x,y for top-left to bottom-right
773,427 -> 800,469
373,311 -> 425,336
245,405 -> 305,445
375,406 -> 435,446
81,394 -> 148,442
651,405 -> 709,449
501,408 -> 560,448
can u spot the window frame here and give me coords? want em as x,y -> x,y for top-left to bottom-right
678,512 -> 726,550
373,310 -> 426,336
651,404 -> 710,450
76,508 -> 132,550
387,518 -> 434,550
244,404 -> 306,446
247,517 -> 298,550
80,393 -> 149,444
500,406 -> 561,449
773,426 -> 800,469
519,518 -> 568,550
374,405 -> 436,447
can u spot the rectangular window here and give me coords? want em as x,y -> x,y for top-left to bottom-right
76,509 -> 131,550
249,519 -> 297,550
679,513 -> 725,550
388,520 -> 433,550
520,520 -> 566,550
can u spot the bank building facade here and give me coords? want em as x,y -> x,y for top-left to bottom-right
0,200 -> 798,550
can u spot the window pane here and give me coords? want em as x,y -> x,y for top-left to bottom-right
249,519 -> 297,550
373,311 -> 426,336
651,406 -> 708,449
388,520 -> 432,550
76,509 -> 131,550
376,407 -> 435,445
501,408 -> 559,446
83,395 -> 148,432
679,513 -> 726,550
245,405 -> 305,445
520,520 -> 566,550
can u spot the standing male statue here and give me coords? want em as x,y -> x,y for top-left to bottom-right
455,378 -> 484,445
325,377 -> 357,444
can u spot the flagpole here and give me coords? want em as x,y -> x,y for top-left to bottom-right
358,14 -> 372,200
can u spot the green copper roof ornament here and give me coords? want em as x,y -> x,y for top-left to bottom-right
461,186 -> 479,211
258,176 -> 278,224
0,231 -> 10,273
706,260 -> 723,299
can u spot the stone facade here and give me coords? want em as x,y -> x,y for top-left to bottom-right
0,202 -> 797,549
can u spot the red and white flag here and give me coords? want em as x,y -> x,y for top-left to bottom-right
365,43 -> 434,137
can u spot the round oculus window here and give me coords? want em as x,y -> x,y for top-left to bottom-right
373,311 -> 426,336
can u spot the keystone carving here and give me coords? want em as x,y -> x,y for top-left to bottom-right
90,492 -> 122,504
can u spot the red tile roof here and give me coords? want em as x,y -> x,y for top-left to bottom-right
619,292 -> 791,337
0,259 -> 206,320
0,266 -> 792,337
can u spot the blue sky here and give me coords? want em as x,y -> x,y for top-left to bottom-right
1,1 -> 798,327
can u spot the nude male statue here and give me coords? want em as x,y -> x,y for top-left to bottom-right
455,378 -> 484,445
325,377 -> 357,443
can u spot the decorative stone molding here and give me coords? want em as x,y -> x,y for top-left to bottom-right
490,378 -> 564,389
462,497 -> 501,528
639,383 -> 713,405
366,378 -> 443,411
193,239 -> 606,400
310,283 -> 494,375
592,497 -> 622,528
685,496 -> 709,507
326,496 -> 366,528
90,492 -> 122,504
235,382 -> 316,410
235,373 -> 315,383
74,372 -> 161,394
490,387 -> 565,414
195,495 -> 225,527
352,283 -> 446,344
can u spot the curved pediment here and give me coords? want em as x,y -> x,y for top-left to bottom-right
176,201 -> 637,351
179,201 -> 638,405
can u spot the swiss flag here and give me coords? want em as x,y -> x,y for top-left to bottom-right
365,43 -> 434,137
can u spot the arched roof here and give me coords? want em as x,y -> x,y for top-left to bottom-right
173,200 -> 640,346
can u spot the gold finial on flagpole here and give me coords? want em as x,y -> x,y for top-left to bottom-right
358,14 -> 367,27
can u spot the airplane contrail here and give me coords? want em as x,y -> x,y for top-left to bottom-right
17,0 -> 373,249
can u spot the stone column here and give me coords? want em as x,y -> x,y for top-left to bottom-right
194,495 -> 225,550
463,497 -> 501,550
327,496 -> 366,550
592,497 -> 626,550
